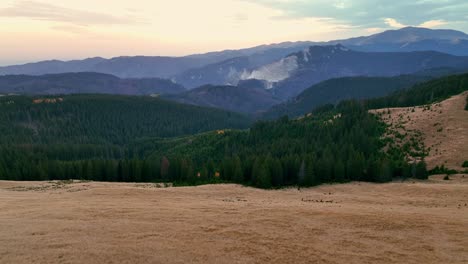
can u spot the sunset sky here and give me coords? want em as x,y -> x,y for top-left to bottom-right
1,0 -> 467,65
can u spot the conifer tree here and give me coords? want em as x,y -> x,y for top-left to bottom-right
269,158 -> 283,187
160,156 -> 170,181
333,159 -> 345,183
298,160 -> 306,186
304,157 -> 317,186
232,156 -> 244,183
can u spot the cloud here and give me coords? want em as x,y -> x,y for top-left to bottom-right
0,0 -> 358,65
365,27 -> 384,33
0,1 -> 139,26
384,18 -> 407,28
243,0 -> 468,31
333,2 -> 346,9
419,19 -> 448,28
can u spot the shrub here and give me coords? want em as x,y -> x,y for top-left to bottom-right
412,161 -> 428,180
429,165 -> 457,175
462,161 -> 468,168
465,96 -> 468,111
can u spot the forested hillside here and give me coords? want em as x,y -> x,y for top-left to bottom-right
0,94 -> 253,181
0,98 -> 427,185
0,94 -> 251,144
0,99 -> 416,185
1,74 -> 466,187
264,75 -> 429,119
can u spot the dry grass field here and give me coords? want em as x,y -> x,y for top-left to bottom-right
1,176 -> 467,264
372,91 -> 468,170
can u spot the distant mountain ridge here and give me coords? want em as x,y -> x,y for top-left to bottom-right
0,72 -> 185,95
1,27 -> 467,85
0,44 -> 316,80
0,56 -> 206,79
333,27 -> 468,55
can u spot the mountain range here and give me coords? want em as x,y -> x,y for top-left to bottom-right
0,72 -> 185,95
1,27 -> 467,84
332,27 -> 468,55
1,63 -> 467,115
0,43 -> 314,80
266,45 -> 468,99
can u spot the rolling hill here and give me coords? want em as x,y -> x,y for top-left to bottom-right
263,75 -> 430,119
164,80 -> 280,114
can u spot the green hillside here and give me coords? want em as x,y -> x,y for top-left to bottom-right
2,74 -> 467,186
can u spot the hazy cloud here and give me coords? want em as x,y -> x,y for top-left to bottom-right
242,0 -> 468,31
0,1 -> 139,26
384,18 -> 407,28
333,1 -> 346,9
384,18 -> 449,29
419,19 -> 448,28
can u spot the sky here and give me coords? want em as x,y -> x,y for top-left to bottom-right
0,0 -> 467,65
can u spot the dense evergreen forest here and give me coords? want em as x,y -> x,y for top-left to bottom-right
1,74 -> 467,187
365,73 -> 468,109
0,94 -> 251,145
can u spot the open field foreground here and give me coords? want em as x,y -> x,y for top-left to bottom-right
0,177 -> 467,264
